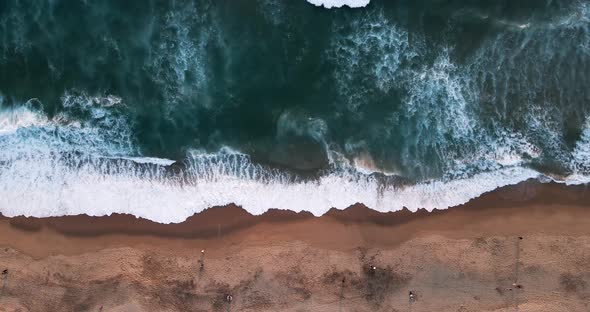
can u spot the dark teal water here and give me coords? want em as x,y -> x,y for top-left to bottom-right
0,0 -> 589,221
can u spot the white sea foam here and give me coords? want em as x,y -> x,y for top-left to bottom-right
351,152 -> 397,176
329,10 -> 544,179
1,1 -> 589,224
0,94 -> 582,224
148,1 -> 225,115
0,139 -> 542,223
105,157 -> 176,166
0,99 -> 547,223
564,174 -> 590,185
0,102 -> 48,135
571,117 -> 590,174
305,0 -> 370,9
330,10 -> 413,111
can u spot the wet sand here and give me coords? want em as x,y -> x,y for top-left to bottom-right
1,180 -> 590,311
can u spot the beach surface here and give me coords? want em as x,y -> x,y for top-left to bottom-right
1,181 -> 590,312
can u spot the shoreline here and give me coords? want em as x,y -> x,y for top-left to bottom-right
2,179 -> 589,240
1,180 -> 590,311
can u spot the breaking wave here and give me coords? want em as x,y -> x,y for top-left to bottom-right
0,97 -> 573,223
0,0 -> 589,223
305,0 -> 370,9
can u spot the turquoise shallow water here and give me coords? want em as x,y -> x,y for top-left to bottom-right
0,0 -> 589,221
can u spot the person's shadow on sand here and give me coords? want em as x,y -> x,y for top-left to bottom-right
1,269 -> 8,295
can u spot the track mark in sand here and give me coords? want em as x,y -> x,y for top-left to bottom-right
322,269 -> 355,311
338,276 -> 345,312
513,236 -> 523,312
1,269 -> 8,295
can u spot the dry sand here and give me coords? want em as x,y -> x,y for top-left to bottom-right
1,181 -> 590,311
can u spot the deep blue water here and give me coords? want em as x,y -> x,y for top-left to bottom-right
0,0 -> 589,221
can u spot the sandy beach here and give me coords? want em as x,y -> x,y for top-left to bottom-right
2,0 -> 590,311
1,181 -> 590,312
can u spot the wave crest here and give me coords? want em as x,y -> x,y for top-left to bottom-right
305,0 -> 370,9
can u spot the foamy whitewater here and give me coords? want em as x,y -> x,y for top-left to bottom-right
305,0 -> 370,9
0,0 -> 589,223
0,102 -> 583,223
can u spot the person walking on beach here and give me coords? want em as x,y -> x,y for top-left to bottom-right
225,294 -> 233,312
408,290 -> 416,312
409,291 -> 415,302
368,265 -> 377,275
199,249 -> 205,271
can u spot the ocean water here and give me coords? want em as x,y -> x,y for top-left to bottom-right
0,0 -> 589,223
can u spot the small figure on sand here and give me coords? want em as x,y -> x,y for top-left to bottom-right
1,269 -> 7,276
368,265 -> 377,275
409,291 -> 416,302
199,249 -> 205,270
512,282 -> 523,289
225,294 -> 233,303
